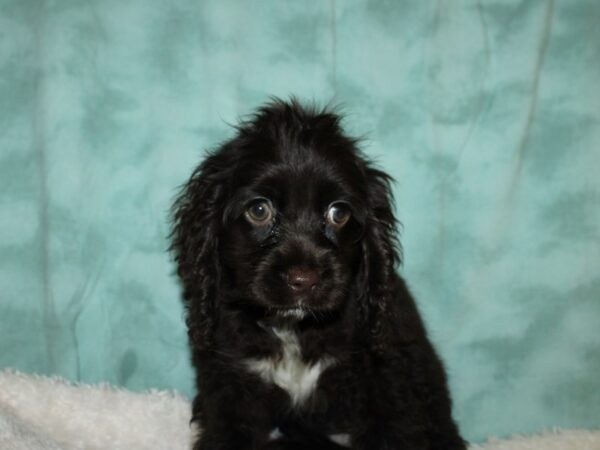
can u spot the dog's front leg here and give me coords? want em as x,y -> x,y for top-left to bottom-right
347,358 -> 431,450
190,368 -> 283,450
192,397 -> 274,450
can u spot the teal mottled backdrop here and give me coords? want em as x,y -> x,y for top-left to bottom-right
1,0 -> 599,442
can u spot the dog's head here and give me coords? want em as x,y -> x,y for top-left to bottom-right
171,100 -> 400,348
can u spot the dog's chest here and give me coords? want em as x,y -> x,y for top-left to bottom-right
244,328 -> 335,406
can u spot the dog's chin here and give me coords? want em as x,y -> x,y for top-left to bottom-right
257,294 -> 346,325
273,306 -> 311,320
261,306 -> 335,328
259,300 -> 317,323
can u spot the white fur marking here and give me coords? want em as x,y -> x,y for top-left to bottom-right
329,433 -> 352,447
269,427 -> 283,440
244,328 -> 335,406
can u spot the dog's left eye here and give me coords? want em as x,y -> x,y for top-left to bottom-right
245,199 -> 274,225
325,202 -> 351,228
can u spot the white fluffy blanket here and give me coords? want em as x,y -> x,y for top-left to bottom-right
0,370 -> 598,450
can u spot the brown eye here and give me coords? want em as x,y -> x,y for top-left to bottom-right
326,202 -> 351,228
245,200 -> 274,225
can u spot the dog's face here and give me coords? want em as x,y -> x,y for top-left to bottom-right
172,101 -> 399,346
220,139 -> 368,321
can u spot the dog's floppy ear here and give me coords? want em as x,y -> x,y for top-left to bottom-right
359,165 -> 402,354
170,149 -> 234,352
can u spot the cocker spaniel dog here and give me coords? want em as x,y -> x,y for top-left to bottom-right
171,99 -> 466,450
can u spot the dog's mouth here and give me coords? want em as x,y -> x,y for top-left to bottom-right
272,306 -> 310,320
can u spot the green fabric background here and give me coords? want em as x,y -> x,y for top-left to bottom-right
1,0 -> 599,442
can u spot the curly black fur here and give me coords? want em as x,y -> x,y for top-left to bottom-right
171,99 -> 466,450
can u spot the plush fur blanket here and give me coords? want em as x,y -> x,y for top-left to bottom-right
0,370 -> 598,450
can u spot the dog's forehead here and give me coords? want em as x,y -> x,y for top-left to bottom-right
246,156 -> 358,208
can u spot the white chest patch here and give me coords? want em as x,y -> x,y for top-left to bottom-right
244,328 -> 336,406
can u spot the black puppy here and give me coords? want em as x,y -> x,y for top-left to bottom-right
171,99 -> 466,450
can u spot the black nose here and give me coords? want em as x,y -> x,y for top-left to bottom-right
286,267 -> 319,293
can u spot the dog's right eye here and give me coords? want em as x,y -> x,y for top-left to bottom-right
245,200 -> 274,225
325,202 -> 352,228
